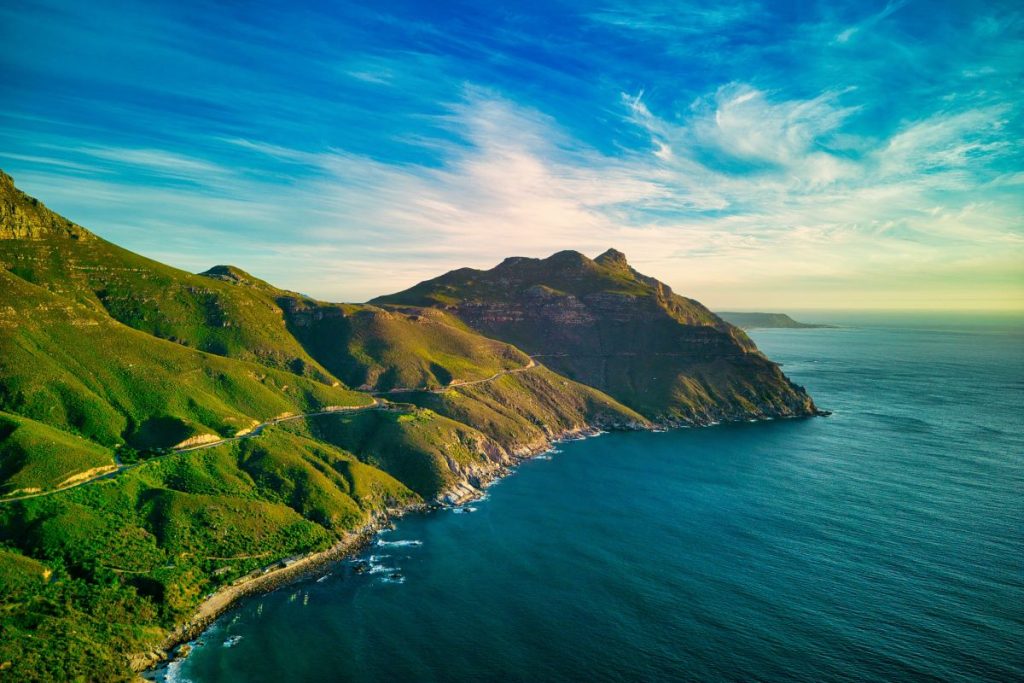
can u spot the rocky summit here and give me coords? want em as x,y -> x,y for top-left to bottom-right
373,248 -> 819,423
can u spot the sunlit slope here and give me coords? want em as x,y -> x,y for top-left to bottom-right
0,171 -> 334,381
0,411 -> 115,496
403,364 -> 649,451
272,296 -> 531,391
0,268 -> 371,485
0,425 -> 418,680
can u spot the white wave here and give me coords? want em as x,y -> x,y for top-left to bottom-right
379,575 -> 406,584
164,659 -> 192,683
368,564 -> 399,574
223,635 -> 243,648
376,539 -> 422,547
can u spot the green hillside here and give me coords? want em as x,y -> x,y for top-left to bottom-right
403,364 -> 649,451
0,411 -> 115,497
0,267 -> 370,457
277,297 -> 530,391
0,425 -> 417,680
0,170 -> 651,680
0,171 -> 335,381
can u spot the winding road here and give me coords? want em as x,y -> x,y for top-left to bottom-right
0,359 -> 538,504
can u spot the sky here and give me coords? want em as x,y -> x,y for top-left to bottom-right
1,0 -> 1022,310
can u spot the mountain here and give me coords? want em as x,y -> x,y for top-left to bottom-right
717,312 -> 835,329
0,170 -> 820,680
0,170 -> 645,680
373,249 -> 820,423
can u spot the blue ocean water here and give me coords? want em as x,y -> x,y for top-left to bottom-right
179,315 -> 1024,682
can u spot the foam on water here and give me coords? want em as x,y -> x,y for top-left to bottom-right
376,539 -> 422,547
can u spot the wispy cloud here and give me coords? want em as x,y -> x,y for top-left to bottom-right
833,0 -> 910,44
1,0 -> 1021,309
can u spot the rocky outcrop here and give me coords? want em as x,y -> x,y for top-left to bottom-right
0,171 -> 93,241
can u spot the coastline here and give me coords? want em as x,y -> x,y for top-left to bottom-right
135,409 -> 821,679
134,517 -> 401,679
135,420 -> 606,680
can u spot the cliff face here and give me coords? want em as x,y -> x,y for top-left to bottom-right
373,249 -> 819,423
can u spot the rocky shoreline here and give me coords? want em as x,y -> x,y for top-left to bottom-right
134,420 -> 613,680
135,409 -> 824,680
134,517 -> 404,680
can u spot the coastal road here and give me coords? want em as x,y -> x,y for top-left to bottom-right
373,358 -> 536,395
0,359 -> 540,504
0,401 -> 386,504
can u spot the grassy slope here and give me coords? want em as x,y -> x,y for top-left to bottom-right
0,425 -> 418,681
286,408 -> 505,499
0,268 -> 371,458
277,296 -> 530,391
404,365 -> 649,451
0,411 -> 115,496
0,172 -> 335,382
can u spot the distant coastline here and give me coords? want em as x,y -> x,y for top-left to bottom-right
717,312 -> 837,330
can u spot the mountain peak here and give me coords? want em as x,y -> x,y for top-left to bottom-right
199,264 -> 271,289
594,248 -> 629,269
543,250 -> 593,268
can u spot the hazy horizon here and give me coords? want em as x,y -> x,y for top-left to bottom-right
2,0 -> 1021,310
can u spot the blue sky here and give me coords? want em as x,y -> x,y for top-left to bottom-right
2,0 -> 1021,309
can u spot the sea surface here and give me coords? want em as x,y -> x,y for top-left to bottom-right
179,313 -> 1023,682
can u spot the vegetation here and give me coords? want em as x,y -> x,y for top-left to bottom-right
0,267 -> 370,454
404,365 -> 648,450
0,170 -> 649,679
0,424 -> 421,681
0,412 -> 115,496
279,298 -> 530,391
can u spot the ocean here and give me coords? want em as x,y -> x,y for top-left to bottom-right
177,314 -> 1024,682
